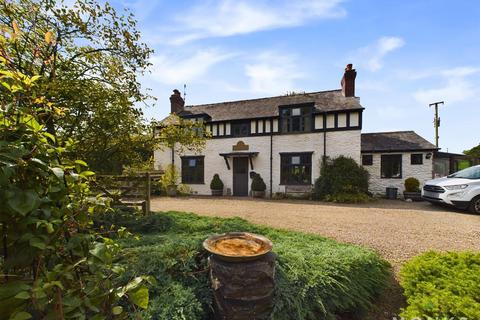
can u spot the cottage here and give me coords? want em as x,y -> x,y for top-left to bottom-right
361,131 -> 437,195
154,64 -> 437,197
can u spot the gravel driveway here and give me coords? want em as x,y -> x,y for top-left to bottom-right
151,197 -> 480,271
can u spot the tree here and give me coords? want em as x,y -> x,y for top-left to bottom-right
464,144 -> 480,158
155,114 -> 212,166
0,0 -> 153,174
0,17 -> 150,320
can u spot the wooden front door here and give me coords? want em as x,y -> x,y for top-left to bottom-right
233,157 -> 249,196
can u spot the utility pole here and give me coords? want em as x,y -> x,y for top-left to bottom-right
183,84 -> 187,105
429,101 -> 444,148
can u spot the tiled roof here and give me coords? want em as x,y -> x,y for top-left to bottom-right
361,131 -> 437,152
178,89 -> 363,121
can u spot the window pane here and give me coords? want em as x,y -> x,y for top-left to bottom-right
411,154 -> 423,165
291,156 -> 300,165
291,108 -> 301,116
232,122 -> 250,137
362,155 -> 373,166
291,117 -> 301,131
280,153 -> 312,185
381,155 -> 402,179
181,156 -> 204,184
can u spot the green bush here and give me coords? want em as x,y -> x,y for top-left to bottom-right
324,192 -> 372,203
117,211 -> 391,319
251,173 -> 267,191
313,156 -> 370,202
400,251 -> 480,319
210,174 -> 224,190
404,177 -> 420,192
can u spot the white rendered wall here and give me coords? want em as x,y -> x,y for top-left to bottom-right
363,152 -> 433,195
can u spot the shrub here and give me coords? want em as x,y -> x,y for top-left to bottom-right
160,164 -> 180,189
313,156 -> 370,202
324,192 -> 372,203
210,174 -> 224,190
404,177 -> 420,192
118,211 -> 391,319
400,251 -> 480,319
251,173 -> 267,191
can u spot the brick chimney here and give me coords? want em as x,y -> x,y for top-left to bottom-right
170,89 -> 185,114
341,64 -> 357,97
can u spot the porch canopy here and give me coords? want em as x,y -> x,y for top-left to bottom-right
219,152 -> 259,170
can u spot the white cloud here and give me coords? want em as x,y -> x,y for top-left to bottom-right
148,49 -> 235,85
413,66 -> 480,105
441,66 -> 480,78
414,79 -> 476,105
244,52 -> 303,94
161,0 -> 346,45
354,36 -> 405,71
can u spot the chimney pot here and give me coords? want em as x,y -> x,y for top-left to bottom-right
341,64 -> 357,97
170,89 -> 185,114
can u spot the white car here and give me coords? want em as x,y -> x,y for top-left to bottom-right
422,165 -> 480,214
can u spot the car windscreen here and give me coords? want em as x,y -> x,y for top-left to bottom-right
447,166 -> 480,179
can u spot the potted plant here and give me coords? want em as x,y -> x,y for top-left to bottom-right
403,177 -> 422,201
251,173 -> 266,198
160,164 -> 180,197
210,174 -> 224,196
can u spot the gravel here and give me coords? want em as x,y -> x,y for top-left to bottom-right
151,197 -> 480,272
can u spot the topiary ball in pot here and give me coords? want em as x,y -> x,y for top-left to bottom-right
210,174 -> 224,196
251,173 -> 266,198
404,177 -> 422,201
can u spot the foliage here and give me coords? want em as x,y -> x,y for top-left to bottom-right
313,156 -> 370,202
159,164 -> 180,188
400,251 -> 480,319
463,143 -> 480,158
0,36 -> 149,318
209,174 -> 224,190
324,192 -> 372,203
156,114 -> 211,160
108,211 -> 391,320
251,173 -> 267,192
0,0 -> 154,174
404,177 -> 420,192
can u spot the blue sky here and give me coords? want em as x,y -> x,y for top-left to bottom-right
113,0 -> 479,153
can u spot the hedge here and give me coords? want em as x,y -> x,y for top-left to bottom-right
104,211 -> 391,319
400,251 -> 480,319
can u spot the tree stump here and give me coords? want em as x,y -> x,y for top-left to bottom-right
209,252 -> 276,320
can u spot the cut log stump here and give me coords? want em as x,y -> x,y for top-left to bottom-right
209,252 -> 276,320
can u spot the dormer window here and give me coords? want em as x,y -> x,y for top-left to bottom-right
280,104 -> 314,133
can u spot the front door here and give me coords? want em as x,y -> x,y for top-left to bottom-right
233,157 -> 249,196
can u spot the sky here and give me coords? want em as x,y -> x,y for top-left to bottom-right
111,0 -> 480,153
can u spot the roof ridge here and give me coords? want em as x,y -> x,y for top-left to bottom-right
185,89 -> 343,108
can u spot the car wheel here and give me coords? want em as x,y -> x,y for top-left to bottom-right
469,196 -> 480,214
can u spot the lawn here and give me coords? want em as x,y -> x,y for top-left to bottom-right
98,210 -> 392,319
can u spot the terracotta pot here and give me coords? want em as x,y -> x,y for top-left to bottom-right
252,190 -> 265,198
211,189 -> 223,196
